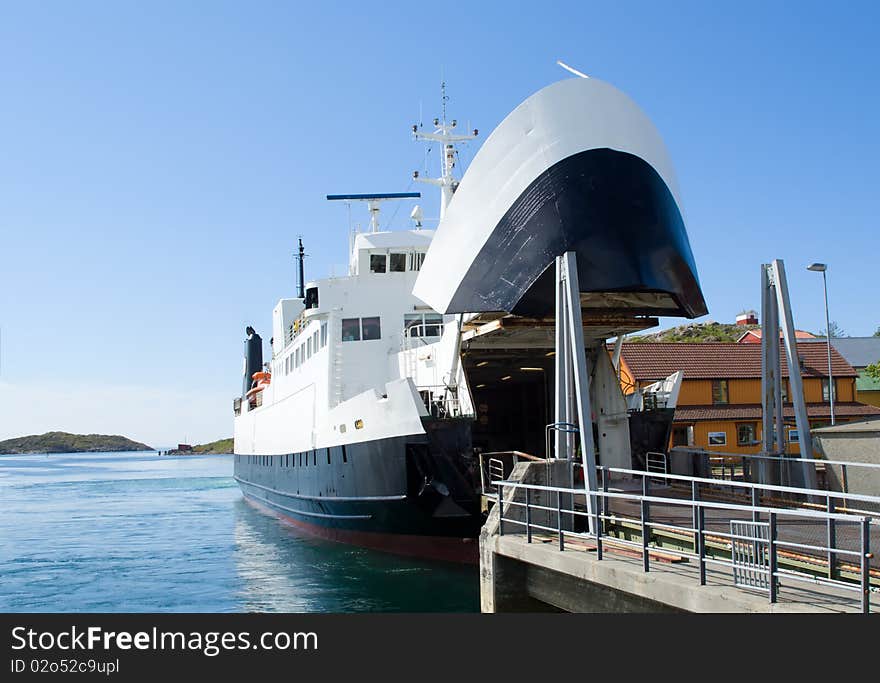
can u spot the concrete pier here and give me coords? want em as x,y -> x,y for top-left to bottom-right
480,461 -> 877,613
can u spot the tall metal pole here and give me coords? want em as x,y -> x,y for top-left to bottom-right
821,270 -> 835,425
562,252 -> 598,533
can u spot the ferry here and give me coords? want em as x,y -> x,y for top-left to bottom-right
232,74 -> 706,563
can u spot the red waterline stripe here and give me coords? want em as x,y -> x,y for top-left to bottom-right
244,494 -> 478,565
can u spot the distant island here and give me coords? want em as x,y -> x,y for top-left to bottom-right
163,438 -> 234,456
0,431 -> 153,455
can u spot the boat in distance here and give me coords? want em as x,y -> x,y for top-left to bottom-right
232,75 -> 706,563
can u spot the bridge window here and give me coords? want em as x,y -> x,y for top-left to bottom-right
370,254 -> 387,273
342,318 -> 361,342
361,317 -> 381,341
389,253 -> 406,272
409,252 -> 426,271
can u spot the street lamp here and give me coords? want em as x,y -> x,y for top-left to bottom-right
807,263 -> 834,425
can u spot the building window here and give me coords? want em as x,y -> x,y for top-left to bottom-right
370,254 -> 387,273
712,380 -> 729,405
361,317 -> 381,341
342,318 -> 361,342
737,423 -> 757,446
781,380 -> 789,403
788,429 -> 799,443
312,330 -> 319,353
821,378 -> 836,403
307,337 -> 312,358
389,253 -> 406,272
320,322 -> 327,347
708,431 -> 727,446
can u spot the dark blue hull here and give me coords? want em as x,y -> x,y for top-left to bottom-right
233,418 -> 482,563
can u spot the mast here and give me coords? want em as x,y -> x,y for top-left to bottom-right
295,237 -> 306,299
412,81 -> 478,220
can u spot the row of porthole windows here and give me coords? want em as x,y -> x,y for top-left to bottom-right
281,322 -> 329,376
238,446 -> 349,468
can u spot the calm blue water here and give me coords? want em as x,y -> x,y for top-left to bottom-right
0,452 -> 478,612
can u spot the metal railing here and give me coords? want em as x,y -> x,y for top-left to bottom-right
494,471 -> 877,613
478,451 -> 543,495
671,446 -> 880,493
545,422 -> 579,461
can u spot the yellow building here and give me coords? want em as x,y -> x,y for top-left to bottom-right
618,342 -> 880,455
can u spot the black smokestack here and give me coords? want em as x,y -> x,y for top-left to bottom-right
242,326 -> 263,398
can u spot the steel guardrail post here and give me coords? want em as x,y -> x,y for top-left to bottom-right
692,481 -> 699,557
842,464 -> 849,494
769,511 -> 778,604
498,486 -> 504,537
827,496 -> 835,581
861,517 -> 870,614
641,498 -> 650,573
698,502 -> 706,586
525,487 -> 532,543
557,490 -> 564,551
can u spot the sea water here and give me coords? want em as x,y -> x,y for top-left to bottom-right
0,452 -> 478,612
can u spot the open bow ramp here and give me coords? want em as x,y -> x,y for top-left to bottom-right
414,77 -> 707,319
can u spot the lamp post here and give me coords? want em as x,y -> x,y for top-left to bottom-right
807,263 -> 834,425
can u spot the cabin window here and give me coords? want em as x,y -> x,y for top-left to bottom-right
307,337 -> 312,358
361,317 -> 381,341
707,431 -> 727,446
305,286 -> 319,310
737,423 -> 757,446
403,312 -> 442,338
404,313 -> 423,338
712,380 -> 729,405
821,378 -> 836,403
389,253 -> 407,272
342,318 -> 361,342
320,322 -> 327,347
424,314 -> 442,337
370,254 -> 387,273
312,330 -> 319,352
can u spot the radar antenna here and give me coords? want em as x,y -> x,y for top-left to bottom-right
411,82 -> 478,220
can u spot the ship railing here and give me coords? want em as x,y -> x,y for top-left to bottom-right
416,385 -> 466,418
493,467 -> 878,613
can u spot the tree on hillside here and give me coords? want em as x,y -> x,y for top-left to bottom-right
819,321 -> 846,338
874,326 -> 880,337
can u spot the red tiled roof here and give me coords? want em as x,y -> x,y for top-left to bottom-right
673,402 -> 880,422
620,342 -> 857,381
736,329 -> 816,343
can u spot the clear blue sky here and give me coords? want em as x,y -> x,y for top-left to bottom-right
1,1 -> 878,445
